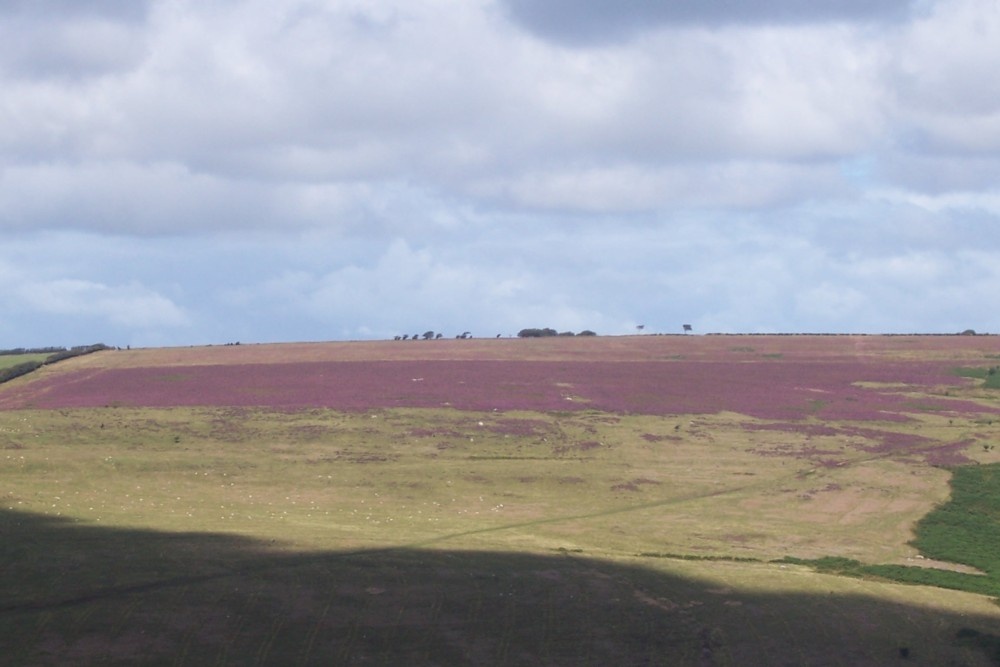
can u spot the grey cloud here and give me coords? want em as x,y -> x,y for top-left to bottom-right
0,18 -> 147,79
0,0 -> 151,79
0,0 -> 151,22
0,161 -> 325,235
501,0 -> 914,45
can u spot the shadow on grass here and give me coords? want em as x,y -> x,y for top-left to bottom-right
2,508 -> 999,666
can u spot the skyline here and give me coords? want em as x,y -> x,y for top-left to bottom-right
2,0 -> 1000,347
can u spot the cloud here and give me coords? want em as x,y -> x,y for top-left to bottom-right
0,0 -> 890,228
0,0 -> 150,22
0,18 -> 147,80
0,161 -> 280,234
220,238 -> 546,339
885,0 -> 1000,155
474,161 -> 851,213
2,0 -> 1000,345
500,0 -> 914,45
0,0 -> 151,79
19,279 -> 189,329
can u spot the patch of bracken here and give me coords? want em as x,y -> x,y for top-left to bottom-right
554,440 -> 602,455
488,419 -> 553,436
923,440 -> 976,466
611,478 -> 661,492
740,422 -> 842,437
611,482 -> 639,492
408,428 -> 463,438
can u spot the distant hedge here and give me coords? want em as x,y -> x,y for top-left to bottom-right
42,344 -> 111,365
0,360 -> 44,384
0,343 -> 112,385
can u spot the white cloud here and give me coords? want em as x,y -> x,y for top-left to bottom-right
888,0 -> 1000,154
478,160 -> 850,212
18,279 -> 189,329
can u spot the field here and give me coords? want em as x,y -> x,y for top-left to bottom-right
0,354 -> 50,371
2,335 -> 1000,665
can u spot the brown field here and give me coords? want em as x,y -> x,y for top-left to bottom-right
31,333 -> 1000,367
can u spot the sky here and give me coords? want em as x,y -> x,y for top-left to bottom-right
2,0 -> 1000,348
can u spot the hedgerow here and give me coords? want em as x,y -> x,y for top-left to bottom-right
0,361 -> 44,384
0,344 -> 111,385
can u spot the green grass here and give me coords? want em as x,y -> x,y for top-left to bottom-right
782,464 -> 1000,601
911,464 -> 1000,575
3,406 -> 1000,664
0,353 -> 48,371
954,366 -> 1000,389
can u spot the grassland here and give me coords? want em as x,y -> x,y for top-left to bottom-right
0,354 -> 50,371
2,335 -> 1000,665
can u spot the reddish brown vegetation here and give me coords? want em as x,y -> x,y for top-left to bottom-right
1,358 -> 989,420
1,336 -> 997,423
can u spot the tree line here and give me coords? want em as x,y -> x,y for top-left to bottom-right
517,328 -> 596,338
393,329 -> 598,340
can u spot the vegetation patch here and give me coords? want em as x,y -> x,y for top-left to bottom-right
780,463 -> 1000,600
954,365 -> 1000,389
911,463 -> 1000,577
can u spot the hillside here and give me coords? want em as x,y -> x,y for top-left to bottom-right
2,335 -> 1000,665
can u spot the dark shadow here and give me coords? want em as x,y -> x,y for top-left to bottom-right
1,508 -> 998,666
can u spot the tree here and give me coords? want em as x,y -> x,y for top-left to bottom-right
422,331 -> 435,340
683,324 -> 693,333
517,328 -> 558,338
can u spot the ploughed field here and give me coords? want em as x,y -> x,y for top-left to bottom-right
2,335 -> 1000,665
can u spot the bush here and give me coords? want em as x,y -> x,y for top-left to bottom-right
517,328 -> 558,338
0,361 -> 43,384
43,344 -> 111,365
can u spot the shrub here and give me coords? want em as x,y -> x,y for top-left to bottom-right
0,360 -> 43,384
518,328 -> 558,338
44,344 -> 111,365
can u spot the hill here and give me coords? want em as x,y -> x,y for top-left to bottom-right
2,335 -> 999,664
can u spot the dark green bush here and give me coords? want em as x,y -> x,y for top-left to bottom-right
43,344 -> 111,365
517,328 -> 558,338
0,361 -> 43,384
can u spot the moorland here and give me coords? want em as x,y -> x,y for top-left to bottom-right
1,334 -> 1000,665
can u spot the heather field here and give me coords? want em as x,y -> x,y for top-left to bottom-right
2,335 -> 1000,665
